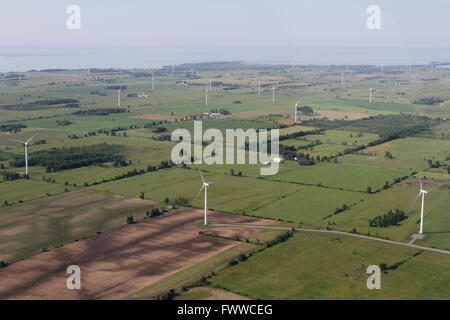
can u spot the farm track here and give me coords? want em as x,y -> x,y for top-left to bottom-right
210,223 -> 450,255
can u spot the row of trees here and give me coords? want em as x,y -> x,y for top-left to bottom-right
73,108 -> 126,116
1,98 -> 79,111
10,144 -> 125,172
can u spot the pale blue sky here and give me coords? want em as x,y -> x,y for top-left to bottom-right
0,0 -> 449,48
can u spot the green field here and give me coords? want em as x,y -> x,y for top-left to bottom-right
90,167 -> 303,214
340,137 -> 450,171
0,179 -> 70,206
267,162 -> 411,192
323,180 -> 450,250
248,187 -> 368,225
210,232 -> 450,299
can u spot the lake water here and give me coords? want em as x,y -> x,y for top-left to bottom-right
0,45 -> 449,72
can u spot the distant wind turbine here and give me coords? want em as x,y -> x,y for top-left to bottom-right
411,179 -> 429,234
194,169 -> 217,226
369,88 -> 373,103
11,134 -> 36,176
272,86 -> 275,102
294,99 -> 302,124
117,86 -> 121,107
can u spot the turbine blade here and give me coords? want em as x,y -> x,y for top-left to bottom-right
10,138 -> 25,144
26,134 -> 37,144
419,178 -> 423,190
410,192 -> 422,208
193,185 -> 205,202
198,169 -> 205,184
207,181 -> 218,185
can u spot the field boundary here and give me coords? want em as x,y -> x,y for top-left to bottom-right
209,223 -> 450,255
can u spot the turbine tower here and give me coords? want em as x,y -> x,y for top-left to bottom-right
11,134 -> 36,176
194,169 -> 217,226
205,89 -> 208,107
117,87 -> 121,107
258,80 -> 261,95
369,88 -> 373,103
412,179 -> 429,234
272,86 -> 275,102
294,99 -> 302,124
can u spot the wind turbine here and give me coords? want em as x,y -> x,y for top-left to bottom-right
11,134 -> 36,176
412,179 -> 429,234
369,88 -> 373,103
272,86 -> 275,102
194,169 -> 217,226
294,99 -> 302,124
117,86 -> 121,107
341,71 -> 344,86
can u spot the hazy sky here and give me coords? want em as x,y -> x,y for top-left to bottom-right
0,0 -> 449,48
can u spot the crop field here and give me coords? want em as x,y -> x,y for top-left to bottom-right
209,231 -> 450,299
266,162 -> 411,192
0,208 -> 277,299
0,190 -> 157,263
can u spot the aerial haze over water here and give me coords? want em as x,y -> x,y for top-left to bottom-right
1,46 -> 449,72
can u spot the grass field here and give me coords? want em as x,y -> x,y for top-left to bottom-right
0,179 -> 70,206
340,137 -> 450,171
90,167 -> 303,214
210,231 -> 450,299
266,162 -> 411,192
323,180 -> 450,250
248,187 -> 368,225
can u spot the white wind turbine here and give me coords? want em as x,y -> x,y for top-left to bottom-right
294,99 -> 302,124
272,86 -> 275,102
412,178 -> 429,234
11,134 -> 36,176
194,169 -> 217,226
117,86 -> 121,107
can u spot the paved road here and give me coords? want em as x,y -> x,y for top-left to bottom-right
210,223 -> 450,255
